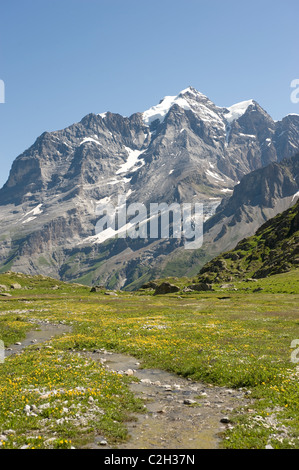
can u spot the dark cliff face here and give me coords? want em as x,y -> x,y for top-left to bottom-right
0,87 -> 298,288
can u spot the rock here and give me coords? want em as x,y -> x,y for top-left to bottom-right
140,379 -> 151,384
183,399 -> 197,405
24,405 -> 31,414
154,282 -> 180,295
39,403 -> 50,410
10,283 -> 22,289
140,281 -> 158,289
3,430 -> 15,436
99,440 -> 108,446
125,369 -> 134,376
0,284 -> 9,291
88,396 -> 94,403
253,287 -> 264,292
265,444 -> 274,449
90,285 -> 105,292
0,293 -> 12,297
104,291 -> 118,296
187,283 -> 214,292
220,416 -> 231,423
15,342 -> 22,345
220,284 -> 235,289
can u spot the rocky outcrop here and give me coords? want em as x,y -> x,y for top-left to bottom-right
197,199 -> 299,282
154,282 -> 180,295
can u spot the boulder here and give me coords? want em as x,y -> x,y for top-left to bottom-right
90,285 -> 105,292
10,283 -> 22,289
141,281 -> 158,289
154,282 -> 180,295
187,283 -> 213,292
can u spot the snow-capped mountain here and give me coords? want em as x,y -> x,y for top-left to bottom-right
0,87 -> 298,288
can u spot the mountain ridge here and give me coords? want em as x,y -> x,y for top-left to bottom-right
0,87 -> 299,288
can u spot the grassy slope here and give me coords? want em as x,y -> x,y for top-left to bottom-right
197,200 -> 299,284
0,270 -> 298,448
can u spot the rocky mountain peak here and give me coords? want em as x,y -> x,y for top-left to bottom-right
0,87 -> 299,289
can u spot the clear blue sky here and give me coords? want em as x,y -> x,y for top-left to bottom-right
0,0 -> 299,188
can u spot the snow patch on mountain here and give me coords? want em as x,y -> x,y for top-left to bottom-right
116,147 -> 146,174
21,204 -> 43,224
142,94 -> 191,126
292,190 -> 299,201
206,169 -> 225,182
225,100 -> 255,124
80,137 -> 102,146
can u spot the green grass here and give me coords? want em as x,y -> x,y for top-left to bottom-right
0,346 -> 144,449
0,269 -> 299,448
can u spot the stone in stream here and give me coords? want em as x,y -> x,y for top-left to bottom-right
220,416 -> 231,423
140,379 -> 152,384
183,399 -> 197,405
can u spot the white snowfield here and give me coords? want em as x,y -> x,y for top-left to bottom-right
224,100 -> 255,124
116,147 -> 146,175
142,94 -> 192,126
21,204 -> 43,224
